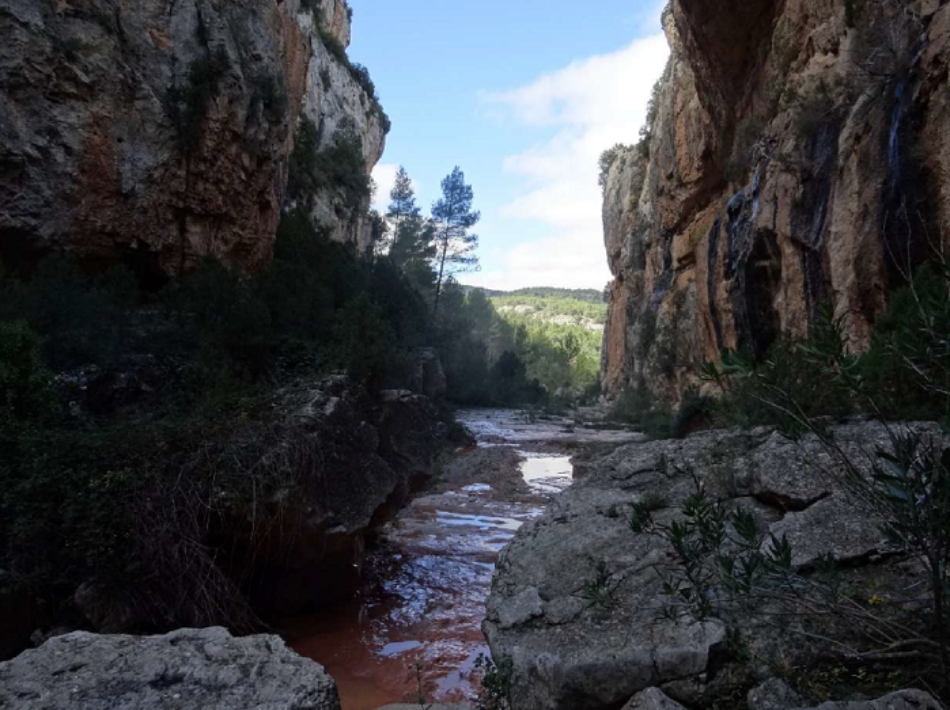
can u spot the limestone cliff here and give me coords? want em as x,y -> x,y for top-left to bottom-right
0,0 -> 386,282
602,0 -> 950,401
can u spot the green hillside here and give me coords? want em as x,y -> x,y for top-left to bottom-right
469,288 -> 608,403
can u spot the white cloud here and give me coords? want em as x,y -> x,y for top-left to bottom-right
371,163 -> 398,213
472,29 -> 669,290
371,163 -> 421,213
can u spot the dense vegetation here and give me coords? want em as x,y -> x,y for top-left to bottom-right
489,290 -> 606,405
0,158 -> 590,643
0,211 -> 445,637
375,166 -> 547,407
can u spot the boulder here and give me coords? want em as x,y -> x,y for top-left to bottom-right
223,377 -> 446,614
792,690 -> 942,710
748,679 -> 803,710
0,627 -> 341,709
746,681 -> 942,710
623,688 -> 690,709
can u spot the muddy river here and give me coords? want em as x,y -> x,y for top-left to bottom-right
281,409 -> 636,710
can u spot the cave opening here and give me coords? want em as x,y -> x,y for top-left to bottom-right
743,230 -> 782,358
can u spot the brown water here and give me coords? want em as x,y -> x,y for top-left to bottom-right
281,410 -> 637,710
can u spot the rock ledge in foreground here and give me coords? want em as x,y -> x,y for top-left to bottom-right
0,627 -> 340,710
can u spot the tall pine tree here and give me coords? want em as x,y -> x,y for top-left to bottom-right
385,167 -> 436,295
431,167 -> 480,317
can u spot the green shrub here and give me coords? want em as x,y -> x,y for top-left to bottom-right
250,73 -> 289,125
0,321 -> 58,428
488,350 -> 545,407
0,256 -> 135,370
598,144 -> 628,190
299,0 -> 322,19
165,49 -> 229,152
637,71 -> 667,158
473,654 -> 513,710
168,256 -> 274,378
316,26 -> 391,134
858,263 -> 950,422
288,118 -> 371,210
703,325 -> 853,434
610,382 -> 675,439
793,80 -> 839,140
724,115 -> 766,184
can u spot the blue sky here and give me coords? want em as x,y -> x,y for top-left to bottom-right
348,0 -> 670,290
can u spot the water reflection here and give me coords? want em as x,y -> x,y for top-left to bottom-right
282,409 -> 635,710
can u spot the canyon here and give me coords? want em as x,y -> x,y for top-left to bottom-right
1,0 -> 950,708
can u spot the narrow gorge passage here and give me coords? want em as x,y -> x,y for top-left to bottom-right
281,410 -> 637,710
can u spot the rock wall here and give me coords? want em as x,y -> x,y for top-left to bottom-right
602,0 -> 950,402
0,0 -> 385,282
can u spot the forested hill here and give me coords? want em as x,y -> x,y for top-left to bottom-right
467,286 -> 605,303
452,287 -> 609,405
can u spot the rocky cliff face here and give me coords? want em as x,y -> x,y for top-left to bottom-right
602,0 -> 950,401
0,0 -> 385,282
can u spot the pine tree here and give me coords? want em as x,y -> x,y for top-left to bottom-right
431,167 -> 480,317
385,167 -> 436,294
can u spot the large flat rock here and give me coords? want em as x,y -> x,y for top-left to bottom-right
485,422 -> 943,710
0,627 -> 341,709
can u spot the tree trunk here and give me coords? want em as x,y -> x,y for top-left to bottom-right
433,231 -> 450,318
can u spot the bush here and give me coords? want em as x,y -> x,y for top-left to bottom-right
793,80 -> 839,140
859,263 -> 950,421
691,259 -> 950,688
0,321 -> 58,429
637,71 -> 666,158
165,49 -> 229,152
488,350 -> 545,407
0,256 -> 136,370
288,118 -> 371,210
250,73 -> 289,125
473,654 -> 513,710
724,115 -> 766,184
316,26 -> 391,134
0,210 -> 441,637
598,144 -> 628,190
703,323 -> 854,435
609,382 -> 676,439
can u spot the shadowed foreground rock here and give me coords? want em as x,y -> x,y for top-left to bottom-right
485,421 -> 943,710
626,686 -> 942,710
0,627 -> 341,709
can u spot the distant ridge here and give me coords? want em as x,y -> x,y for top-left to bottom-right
460,285 -> 605,303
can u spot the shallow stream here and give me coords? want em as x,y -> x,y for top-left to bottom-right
281,409 -> 635,710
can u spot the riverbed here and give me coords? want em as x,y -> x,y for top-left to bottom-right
281,409 -> 636,710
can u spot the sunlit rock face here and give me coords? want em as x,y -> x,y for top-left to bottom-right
0,0 -> 385,281
602,0 -> 950,401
